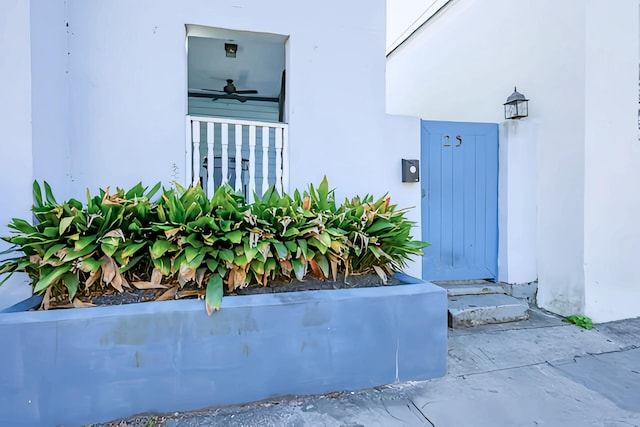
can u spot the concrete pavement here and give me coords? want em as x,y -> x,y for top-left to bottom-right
99,309 -> 640,426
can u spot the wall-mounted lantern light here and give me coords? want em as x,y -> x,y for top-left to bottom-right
224,43 -> 238,58
504,87 -> 529,120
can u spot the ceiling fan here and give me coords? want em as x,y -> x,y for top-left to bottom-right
197,79 -> 258,102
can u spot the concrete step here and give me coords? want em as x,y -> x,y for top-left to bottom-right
448,293 -> 529,328
436,282 -> 506,297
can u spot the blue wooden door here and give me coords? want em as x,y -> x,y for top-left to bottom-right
421,120 -> 498,280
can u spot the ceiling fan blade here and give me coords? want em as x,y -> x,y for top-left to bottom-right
211,94 -> 248,103
235,90 -> 258,94
198,88 -> 225,93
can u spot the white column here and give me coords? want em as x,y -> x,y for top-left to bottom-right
191,121 -> 200,187
185,117 -> 193,186
498,120 -> 537,285
281,126 -> 290,194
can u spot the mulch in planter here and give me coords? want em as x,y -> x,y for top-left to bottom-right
40,273 -> 403,310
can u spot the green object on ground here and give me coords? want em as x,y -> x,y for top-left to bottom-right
566,315 -> 593,330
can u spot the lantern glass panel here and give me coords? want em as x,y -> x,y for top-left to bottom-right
517,100 -> 528,118
505,103 -> 517,119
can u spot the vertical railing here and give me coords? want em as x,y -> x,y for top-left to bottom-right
185,116 -> 289,199
261,127 -> 269,195
248,125 -> 256,198
234,124 -> 242,192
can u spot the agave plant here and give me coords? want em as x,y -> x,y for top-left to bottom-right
0,178 -> 428,314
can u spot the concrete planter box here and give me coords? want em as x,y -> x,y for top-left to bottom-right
0,273 -> 446,426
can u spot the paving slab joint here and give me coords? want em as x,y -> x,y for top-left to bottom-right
407,399 -> 434,426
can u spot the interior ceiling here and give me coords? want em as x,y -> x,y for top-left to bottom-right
187,30 -> 286,99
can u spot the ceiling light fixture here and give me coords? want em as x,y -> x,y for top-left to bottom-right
224,43 -> 237,58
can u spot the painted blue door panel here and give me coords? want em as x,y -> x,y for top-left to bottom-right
421,120 -> 498,280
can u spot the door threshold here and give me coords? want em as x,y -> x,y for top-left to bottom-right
431,279 -> 494,286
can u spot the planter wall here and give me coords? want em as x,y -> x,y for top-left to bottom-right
0,274 -> 446,426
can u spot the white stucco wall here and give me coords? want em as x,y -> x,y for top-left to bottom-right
388,0 -> 640,321
30,0 -> 72,200
386,0 -> 451,53
387,0 -> 640,321
582,2 -> 640,322
0,0 -> 34,309
384,114 -> 422,278
26,0 -> 403,208
36,0 -> 419,248
19,0 -> 421,274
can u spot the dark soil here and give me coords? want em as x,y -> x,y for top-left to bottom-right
91,289 -> 161,306
231,273 -> 402,295
63,273 -> 402,309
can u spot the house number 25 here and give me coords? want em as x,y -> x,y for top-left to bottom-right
443,135 -> 463,147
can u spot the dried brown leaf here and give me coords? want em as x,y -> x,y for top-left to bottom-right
52,303 -> 74,309
101,187 -> 119,205
151,267 -> 163,286
111,272 -> 124,293
41,287 -> 51,310
382,264 -> 393,276
330,258 -> 338,282
101,255 -> 117,284
372,265 -> 388,284
72,298 -> 96,308
131,281 -> 169,290
85,268 -> 101,289
234,269 -> 247,289
195,268 -> 206,287
226,269 -> 235,293
308,259 -> 325,280
156,286 -> 178,301
102,229 -> 125,241
164,227 -> 181,239
280,260 -> 293,276
55,248 -> 68,260
176,289 -> 204,299
179,264 -> 196,282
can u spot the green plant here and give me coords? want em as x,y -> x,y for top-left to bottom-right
0,178 -> 428,314
3,182 -> 166,302
566,315 -> 593,330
